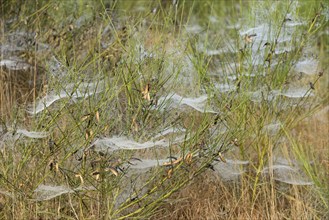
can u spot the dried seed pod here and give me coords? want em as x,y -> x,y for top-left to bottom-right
231,138 -> 239,146
105,167 -> 119,176
218,153 -> 227,163
92,171 -> 100,180
75,174 -> 84,185
244,34 -> 256,43
141,83 -> 151,101
167,168 -> 173,179
131,116 -> 139,132
162,157 -> 182,166
95,111 -> 100,122
185,153 -> 193,165
81,114 -> 91,122
85,129 -> 93,140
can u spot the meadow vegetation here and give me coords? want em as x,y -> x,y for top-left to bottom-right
0,0 -> 328,219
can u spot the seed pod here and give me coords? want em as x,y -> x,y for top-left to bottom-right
185,153 -> 193,165
95,111 -> 100,122
141,83 -> 151,101
167,168 -> 173,179
75,174 -> 84,185
218,153 -> 227,163
106,167 -> 119,176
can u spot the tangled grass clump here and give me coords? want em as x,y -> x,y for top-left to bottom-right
0,0 -> 328,219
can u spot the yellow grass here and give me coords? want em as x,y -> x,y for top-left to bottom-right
151,105 -> 329,220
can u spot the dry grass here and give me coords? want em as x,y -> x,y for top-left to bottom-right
152,176 -> 328,219
151,105 -> 329,220
293,104 -> 329,182
1,1 -> 328,219
0,64 -> 45,122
